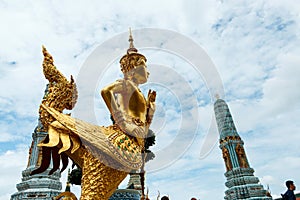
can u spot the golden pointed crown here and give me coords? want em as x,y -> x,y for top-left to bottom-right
120,28 -> 147,73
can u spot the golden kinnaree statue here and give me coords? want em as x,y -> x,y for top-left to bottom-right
31,30 -> 156,200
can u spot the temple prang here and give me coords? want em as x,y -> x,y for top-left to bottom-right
214,98 -> 272,200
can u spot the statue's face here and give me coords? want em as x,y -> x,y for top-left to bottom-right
133,62 -> 149,84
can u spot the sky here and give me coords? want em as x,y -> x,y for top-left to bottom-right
0,0 -> 300,199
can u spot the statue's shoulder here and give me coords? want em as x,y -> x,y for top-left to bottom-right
115,79 -> 136,89
102,79 -> 135,94
113,79 -> 130,86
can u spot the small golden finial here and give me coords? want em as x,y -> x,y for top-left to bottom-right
215,93 -> 220,99
127,28 -> 138,53
129,28 -> 134,49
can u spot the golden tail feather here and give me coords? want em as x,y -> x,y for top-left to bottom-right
59,131 -> 71,154
38,124 -> 60,147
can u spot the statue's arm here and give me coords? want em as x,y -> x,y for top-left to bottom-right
146,89 -> 156,127
101,80 -> 124,115
101,79 -> 133,128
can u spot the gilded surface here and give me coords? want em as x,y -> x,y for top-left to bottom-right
31,47 -> 80,175
222,147 -> 232,171
219,135 -> 241,144
39,46 -> 78,132
53,191 -> 78,200
236,144 -> 249,168
120,53 -> 147,73
81,150 -> 128,199
33,31 -> 156,200
40,105 -> 143,170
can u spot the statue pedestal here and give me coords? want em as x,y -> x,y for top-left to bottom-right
109,189 -> 140,200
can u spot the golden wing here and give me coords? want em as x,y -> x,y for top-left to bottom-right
31,47 -> 78,175
39,46 -> 78,132
38,104 -> 143,171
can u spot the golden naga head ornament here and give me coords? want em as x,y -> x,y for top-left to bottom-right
120,28 -> 147,73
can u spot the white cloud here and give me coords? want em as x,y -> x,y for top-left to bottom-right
0,145 -> 28,199
0,132 -> 15,142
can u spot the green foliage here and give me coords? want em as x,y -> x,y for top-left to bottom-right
144,129 -> 156,162
145,129 -> 156,150
69,167 -> 82,185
